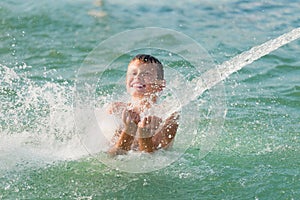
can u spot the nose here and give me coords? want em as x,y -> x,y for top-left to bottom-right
134,72 -> 143,80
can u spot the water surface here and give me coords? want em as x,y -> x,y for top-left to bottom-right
0,0 -> 299,199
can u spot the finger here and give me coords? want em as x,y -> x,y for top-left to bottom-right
128,111 -> 136,124
139,117 -> 146,128
157,117 -> 162,128
150,116 -> 156,129
151,116 -> 158,134
154,118 -> 160,130
134,113 -> 140,124
122,109 -> 127,123
126,116 -> 131,124
148,117 -> 153,129
131,111 -> 137,119
146,116 -> 151,125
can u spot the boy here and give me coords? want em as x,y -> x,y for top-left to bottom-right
107,54 -> 179,155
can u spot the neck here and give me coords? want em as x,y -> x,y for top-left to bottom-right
131,94 -> 158,110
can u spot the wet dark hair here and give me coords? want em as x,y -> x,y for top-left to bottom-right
130,54 -> 164,80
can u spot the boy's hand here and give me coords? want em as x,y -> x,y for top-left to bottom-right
122,109 -> 140,136
138,116 -> 162,138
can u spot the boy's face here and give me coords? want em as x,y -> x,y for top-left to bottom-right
126,61 -> 165,98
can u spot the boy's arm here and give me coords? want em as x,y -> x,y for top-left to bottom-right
107,129 -> 135,156
107,109 -> 140,156
137,116 -> 160,153
138,137 -> 155,153
152,112 -> 180,150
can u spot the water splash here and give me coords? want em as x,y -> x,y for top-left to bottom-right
0,64 -> 87,174
193,27 -> 300,101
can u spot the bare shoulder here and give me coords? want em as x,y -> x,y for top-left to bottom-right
107,102 -> 127,114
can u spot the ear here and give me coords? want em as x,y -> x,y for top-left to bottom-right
160,79 -> 166,88
154,79 -> 166,92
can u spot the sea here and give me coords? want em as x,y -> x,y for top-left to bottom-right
0,0 -> 299,199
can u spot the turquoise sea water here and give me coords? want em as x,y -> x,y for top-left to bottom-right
1,0 -> 299,199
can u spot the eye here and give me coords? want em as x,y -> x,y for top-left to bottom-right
143,72 -> 151,76
131,71 -> 137,76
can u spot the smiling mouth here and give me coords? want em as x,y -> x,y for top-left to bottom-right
131,83 -> 146,89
